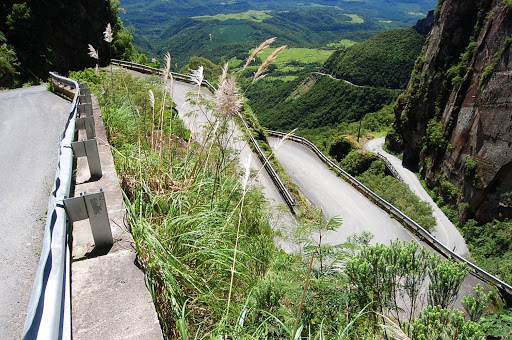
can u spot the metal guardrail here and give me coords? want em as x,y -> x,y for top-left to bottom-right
22,72 -> 78,340
375,152 -> 403,182
266,130 -> 512,300
23,73 -> 113,339
111,59 -> 296,211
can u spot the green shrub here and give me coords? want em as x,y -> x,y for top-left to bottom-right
329,137 -> 353,162
341,150 -> 376,176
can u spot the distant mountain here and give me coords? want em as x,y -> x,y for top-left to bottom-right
323,28 -> 425,89
119,0 -> 436,65
120,0 -> 437,22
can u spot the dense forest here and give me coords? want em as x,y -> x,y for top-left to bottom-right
251,75 -> 400,130
0,0 -> 137,87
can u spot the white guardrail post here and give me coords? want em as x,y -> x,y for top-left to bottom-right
264,129 -> 512,302
22,73 -> 112,339
111,59 -> 296,211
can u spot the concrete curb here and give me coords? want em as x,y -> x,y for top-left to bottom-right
71,94 -> 163,339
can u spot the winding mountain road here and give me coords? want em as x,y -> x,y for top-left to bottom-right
364,137 -> 469,257
0,85 -> 71,339
268,136 -> 422,246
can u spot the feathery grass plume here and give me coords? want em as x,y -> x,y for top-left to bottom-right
218,62 -> 229,86
88,44 -> 100,76
163,52 -> 171,82
190,66 -> 204,87
88,44 -> 99,60
243,37 -> 276,70
274,128 -> 297,150
253,45 -> 287,83
103,23 -> 113,43
215,76 -> 243,118
148,89 -> 155,109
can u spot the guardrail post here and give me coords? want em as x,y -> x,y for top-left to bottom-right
79,93 -> 92,105
71,138 -> 102,178
63,190 -> 113,247
76,117 -> 95,139
77,103 -> 93,117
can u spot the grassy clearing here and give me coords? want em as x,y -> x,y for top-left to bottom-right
253,47 -> 332,67
326,39 -> 358,49
193,10 -> 272,22
346,14 -> 365,24
266,75 -> 298,82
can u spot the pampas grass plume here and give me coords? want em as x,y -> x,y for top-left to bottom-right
88,44 -> 99,60
253,45 -> 287,82
215,76 -> 243,118
218,62 -> 229,86
243,37 -> 276,70
163,52 -> 171,82
148,89 -> 155,109
103,23 -> 113,43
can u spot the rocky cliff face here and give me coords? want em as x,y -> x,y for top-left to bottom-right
394,0 -> 512,223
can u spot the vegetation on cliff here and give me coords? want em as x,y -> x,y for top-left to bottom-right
0,0 -> 137,87
390,0 -> 512,289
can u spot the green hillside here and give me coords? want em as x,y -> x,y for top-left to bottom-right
250,75 -> 400,130
244,27 -> 424,133
119,0 -> 437,67
323,28 -> 425,89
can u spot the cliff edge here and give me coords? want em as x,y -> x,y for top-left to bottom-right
393,0 -> 512,223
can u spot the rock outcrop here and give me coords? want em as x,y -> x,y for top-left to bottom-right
394,0 -> 512,222
413,10 -> 435,35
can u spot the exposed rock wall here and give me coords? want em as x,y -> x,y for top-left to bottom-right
394,0 -> 512,222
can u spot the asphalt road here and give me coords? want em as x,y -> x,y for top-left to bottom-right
268,136 -> 422,246
364,137 -> 470,257
0,85 -> 71,339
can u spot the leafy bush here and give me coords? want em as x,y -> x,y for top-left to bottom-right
329,137 -> 353,162
0,32 -> 19,88
410,305 -> 484,339
341,150 -> 376,176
